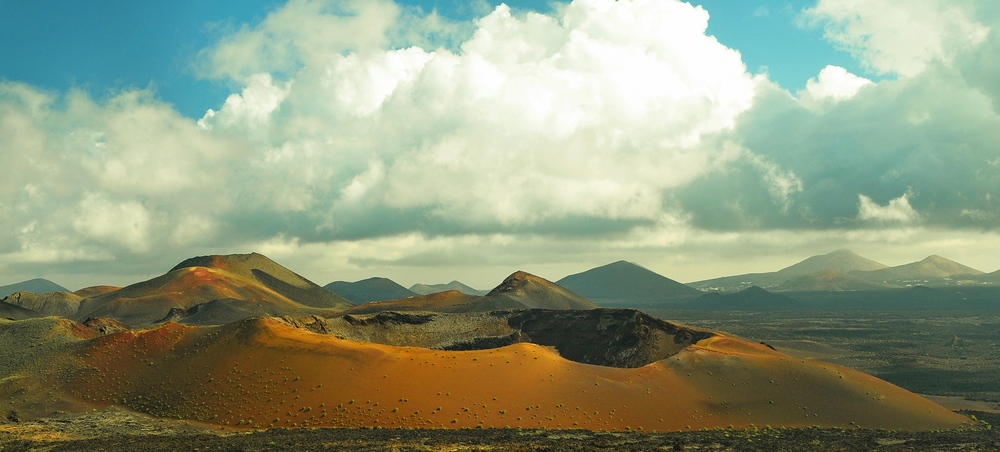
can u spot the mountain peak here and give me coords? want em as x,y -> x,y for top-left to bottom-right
556,261 -> 701,304
168,252 -> 352,309
324,277 -> 416,303
778,249 -> 888,276
487,271 -> 598,310
486,271 -> 534,297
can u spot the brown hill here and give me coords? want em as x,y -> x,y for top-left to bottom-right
5,313 -> 964,432
853,255 -> 984,283
338,272 -> 598,316
774,270 -> 899,292
486,271 -> 598,310
1,290 -> 84,317
75,253 -> 352,326
171,253 -> 351,309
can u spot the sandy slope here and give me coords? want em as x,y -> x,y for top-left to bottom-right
21,318 -> 968,432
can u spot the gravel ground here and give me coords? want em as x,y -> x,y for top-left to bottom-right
0,411 -> 997,452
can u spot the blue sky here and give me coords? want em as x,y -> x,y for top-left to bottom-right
1,0 -> 999,289
0,0 -> 868,119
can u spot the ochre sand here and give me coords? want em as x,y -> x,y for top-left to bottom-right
24,318 -> 970,432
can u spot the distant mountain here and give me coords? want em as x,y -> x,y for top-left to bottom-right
556,261 -> 701,305
971,269 -> 1000,284
778,249 -> 888,275
690,249 -> 888,292
409,281 -> 488,296
335,271 -> 598,316
852,255 -> 984,283
774,270 -> 898,292
324,277 -> 417,303
691,286 -> 799,310
0,278 -> 69,298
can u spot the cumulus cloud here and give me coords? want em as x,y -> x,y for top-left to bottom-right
0,0 -> 769,285
805,0 -> 989,76
799,65 -> 872,110
199,0 -> 762,228
857,193 -> 919,223
6,0 -> 1000,288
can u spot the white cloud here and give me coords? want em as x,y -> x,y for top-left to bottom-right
799,65 -> 872,109
858,193 -> 920,223
203,0 -> 762,226
73,193 -> 152,253
199,73 -> 290,131
805,0 -> 990,76
8,0 -> 1000,289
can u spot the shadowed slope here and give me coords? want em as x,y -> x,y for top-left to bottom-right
557,261 -> 701,305
36,317 -> 972,432
324,309 -> 714,368
774,270 -> 899,292
73,286 -> 121,298
0,301 -> 43,320
324,277 -> 417,303
692,286 -> 800,310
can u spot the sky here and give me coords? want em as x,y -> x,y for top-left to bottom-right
2,0 -> 1000,290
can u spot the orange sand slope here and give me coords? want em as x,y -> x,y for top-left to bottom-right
47,318 -> 969,432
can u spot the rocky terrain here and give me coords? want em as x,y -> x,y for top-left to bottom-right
0,252 -> 989,451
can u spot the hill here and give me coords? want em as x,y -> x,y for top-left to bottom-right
170,253 -> 351,309
324,277 -> 417,303
0,301 -> 43,320
334,290 -> 500,315
74,253 -> 353,326
0,278 -> 69,298
691,286 -> 800,310
853,255 -> 984,284
488,271 -> 598,310
690,249 -> 889,291
1,291 -> 84,317
0,311 -> 968,431
556,261 -> 702,305
774,270 -> 899,292
410,281 -> 487,296
778,249 -> 888,275
337,271 -> 598,315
